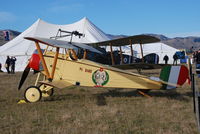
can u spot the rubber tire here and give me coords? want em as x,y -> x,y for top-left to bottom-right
24,86 -> 42,103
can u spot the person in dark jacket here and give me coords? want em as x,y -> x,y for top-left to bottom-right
10,56 -> 17,73
0,63 -> 3,72
163,55 -> 169,64
173,53 -> 178,65
5,56 -> 11,73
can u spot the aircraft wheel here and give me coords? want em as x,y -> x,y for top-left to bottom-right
39,84 -> 54,97
24,86 -> 42,103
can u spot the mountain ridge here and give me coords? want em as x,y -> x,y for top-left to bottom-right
107,33 -> 200,50
0,30 -> 21,46
0,30 -> 200,51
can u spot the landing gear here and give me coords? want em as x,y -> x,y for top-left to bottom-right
24,86 -> 42,102
24,84 -> 54,103
39,84 -> 54,97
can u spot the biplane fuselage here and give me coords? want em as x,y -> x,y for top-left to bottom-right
43,51 -> 162,90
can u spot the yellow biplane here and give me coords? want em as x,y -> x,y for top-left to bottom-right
18,34 -> 189,103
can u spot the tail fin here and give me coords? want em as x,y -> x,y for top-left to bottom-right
160,65 -> 189,90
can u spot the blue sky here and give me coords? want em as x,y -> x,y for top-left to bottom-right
0,0 -> 199,37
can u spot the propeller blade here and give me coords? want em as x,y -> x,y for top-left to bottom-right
18,65 -> 30,90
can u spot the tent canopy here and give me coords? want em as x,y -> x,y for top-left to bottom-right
0,17 -> 110,71
0,17 -> 179,71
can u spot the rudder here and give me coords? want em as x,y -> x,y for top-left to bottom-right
160,65 -> 189,90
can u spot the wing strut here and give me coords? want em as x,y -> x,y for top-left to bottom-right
140,43 -> 144,62
50,47 -> 59,79
119,46 -> 124,64
129,39 -> 134,63
35,41 -> 51,79
109,43 -> 115,65
83,50 -> 87,59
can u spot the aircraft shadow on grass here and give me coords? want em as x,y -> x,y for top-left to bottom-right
42,88 -> 192,106
95,89 -> 192,106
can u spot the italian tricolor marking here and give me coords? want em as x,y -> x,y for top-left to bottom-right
160,65 -> 189,89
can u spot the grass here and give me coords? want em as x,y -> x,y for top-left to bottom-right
0,70 -> 198,134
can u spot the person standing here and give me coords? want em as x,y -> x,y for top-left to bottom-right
5,56 -> 11,73
163,55 -> 169,64
10,56 -> 17,74
173,53 -> 178,65
0,62 -> 3,72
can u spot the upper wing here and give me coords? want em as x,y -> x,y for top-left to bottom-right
24,37 -> 102,54
89,35 -> 160,46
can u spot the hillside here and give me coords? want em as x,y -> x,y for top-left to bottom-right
147,34 -> 200,50
108,34 -> 200,50
0,30 -> 20,46
1,30 -> 200,51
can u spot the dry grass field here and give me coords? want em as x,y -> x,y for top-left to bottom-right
0,69 -> 199,134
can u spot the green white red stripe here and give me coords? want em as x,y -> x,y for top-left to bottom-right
160,65 -> 189,89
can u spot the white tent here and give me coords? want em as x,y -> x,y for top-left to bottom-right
0,17 -> 180,71
0,17 -> 111,71
130,42 -> 179,64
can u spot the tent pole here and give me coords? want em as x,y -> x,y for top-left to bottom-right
35,41 -> 51,79
109,43 -> 115,65
119,46 -> 124,64
140,43 -> 144,62
51,47 -> 59,79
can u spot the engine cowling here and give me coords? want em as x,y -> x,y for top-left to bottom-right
29,53 -> 40,71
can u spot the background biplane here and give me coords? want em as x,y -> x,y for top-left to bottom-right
87,34 -> 164,69
18,32 -> 190,103
50,29 -> 165,69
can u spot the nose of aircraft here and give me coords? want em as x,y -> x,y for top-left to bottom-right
18,51 -> 41,90
29,53 -> 40,71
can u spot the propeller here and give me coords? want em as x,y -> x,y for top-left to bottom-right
18,64 -> 30,90
18,52 -> 41,90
